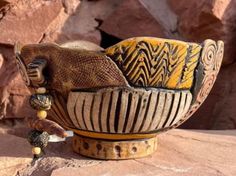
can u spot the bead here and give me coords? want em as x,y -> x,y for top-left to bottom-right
29,94 -> 52,110
36,87 -> 46,94
27,130 -> 49,148
37,110 -> 47,119
32,147 -> 41,155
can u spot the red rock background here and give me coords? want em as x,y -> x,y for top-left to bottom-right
0,0 -> 235,130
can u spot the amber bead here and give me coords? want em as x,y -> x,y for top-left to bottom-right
37,110 -> 47,119
32,147 -> 41,155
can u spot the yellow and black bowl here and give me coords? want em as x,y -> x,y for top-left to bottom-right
15,37 -> 223,159
46,37 -> 224,159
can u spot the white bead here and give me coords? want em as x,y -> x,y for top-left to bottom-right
36,87 -> 46,94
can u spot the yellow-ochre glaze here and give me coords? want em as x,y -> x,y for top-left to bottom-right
105,37 -> 202,89
68,128 -> 157,140
72,135 -> 158,160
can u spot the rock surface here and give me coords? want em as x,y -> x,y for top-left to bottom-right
1,121 -> 235,176
0,0 -> 236,129
0,46 -> 34,119
99,0 -> 167,39
42,0 -> 120,44
1,126 -> 235,176
0,0 -> 62,44
169,0 -> 236,65
46,129 -> 235,176
0,133 -> 32,176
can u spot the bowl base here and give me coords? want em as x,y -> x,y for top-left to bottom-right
72,134 -> 158,160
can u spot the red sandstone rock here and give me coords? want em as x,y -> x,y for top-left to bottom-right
5,74 -> 34,118
50,129 -> 236,176
0,119 -> 30,137
0,0 -> 62,44
168,0 -> 236,65
17,136 -> 101,176
42,0 -> 120,44
0,0 -> 10,20
99,0 -> 167,39
0,45 -> 34,119
0,133 -> 32,176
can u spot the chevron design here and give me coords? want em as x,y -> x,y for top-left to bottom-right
105,37 -> 201,89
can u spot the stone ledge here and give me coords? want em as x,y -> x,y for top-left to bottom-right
1,129 -> 235,176
0,133 -> 32,176
51,129 -> 236,176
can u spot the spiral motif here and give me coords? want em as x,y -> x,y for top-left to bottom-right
196,72 -> 216,102
201,40 -> 217,71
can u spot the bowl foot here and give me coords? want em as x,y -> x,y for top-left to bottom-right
72,134 -> 158,160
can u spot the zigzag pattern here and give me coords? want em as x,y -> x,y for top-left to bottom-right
105,37 -> 201,89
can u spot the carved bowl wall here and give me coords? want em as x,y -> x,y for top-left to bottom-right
48,38 -> 224,159
16,37 -> 224,159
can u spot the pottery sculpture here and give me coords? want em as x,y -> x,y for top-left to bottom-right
14,37 -> 224,159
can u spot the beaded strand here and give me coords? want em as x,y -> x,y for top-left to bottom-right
31,87 -> 50,156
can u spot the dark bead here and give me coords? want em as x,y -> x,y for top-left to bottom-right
27,130 -> 49,148
29,94 -> 52,110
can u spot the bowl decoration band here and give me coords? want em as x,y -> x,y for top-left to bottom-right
67,88 -> 192,136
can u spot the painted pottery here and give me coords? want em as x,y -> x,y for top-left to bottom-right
14,37 -> 224,159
